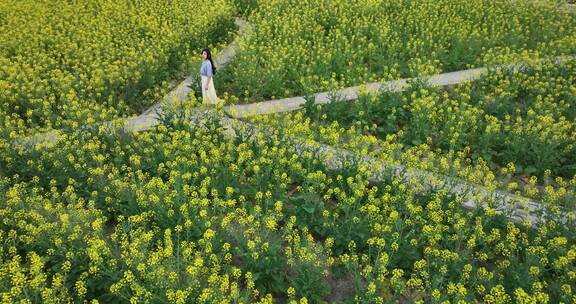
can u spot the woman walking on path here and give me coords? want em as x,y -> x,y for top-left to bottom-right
200,48 -> 218,105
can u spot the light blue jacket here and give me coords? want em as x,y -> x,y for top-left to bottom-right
200,60 -> 213,77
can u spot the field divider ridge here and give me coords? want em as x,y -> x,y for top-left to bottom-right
210,110 -> 562,226
224,57 -> 576,118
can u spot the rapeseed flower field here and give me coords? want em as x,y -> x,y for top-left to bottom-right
1,108 -> 574,303
1,0 -> 575,303
219,0 -> 576,102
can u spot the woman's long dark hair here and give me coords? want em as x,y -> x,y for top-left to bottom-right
202,48 -> 216,75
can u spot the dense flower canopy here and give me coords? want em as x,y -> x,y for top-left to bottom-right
0,0 -> 575,303
219,0 -> 576,102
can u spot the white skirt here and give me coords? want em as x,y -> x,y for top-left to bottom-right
201,76 -> 218,105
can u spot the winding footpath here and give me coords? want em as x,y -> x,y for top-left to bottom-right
224,56 -> 575,118
224,68 -> 487,118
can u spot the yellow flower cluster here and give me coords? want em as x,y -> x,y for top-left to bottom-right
0,0 -> 235,138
